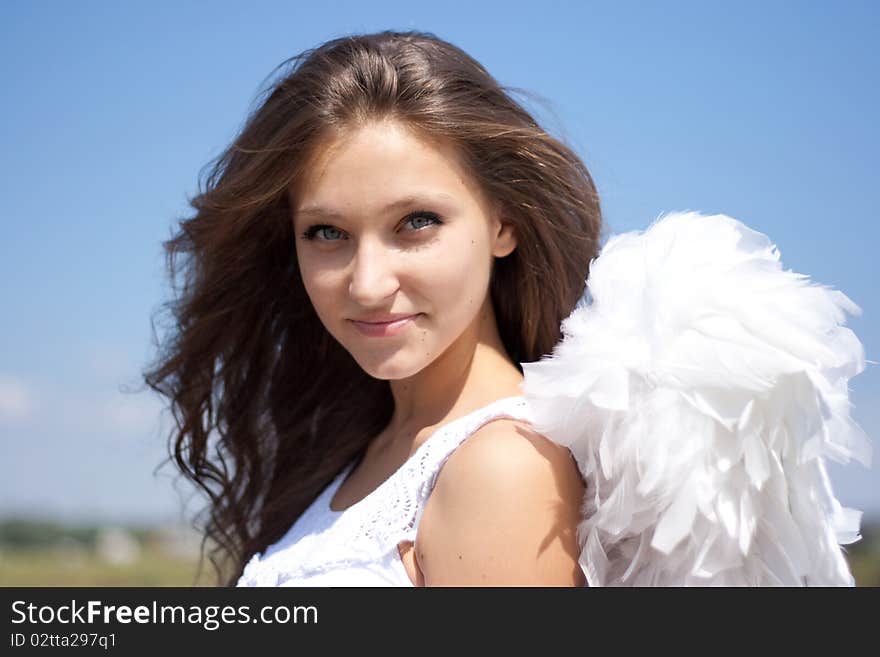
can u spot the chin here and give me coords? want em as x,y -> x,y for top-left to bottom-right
359,361 -> 423,381
352,350 -> 433,382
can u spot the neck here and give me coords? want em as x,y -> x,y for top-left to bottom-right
385,295 -> 524,438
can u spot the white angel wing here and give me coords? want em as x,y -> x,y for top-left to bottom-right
521,211 -> 872,586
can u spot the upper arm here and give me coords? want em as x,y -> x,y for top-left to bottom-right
415,419 -> 587,586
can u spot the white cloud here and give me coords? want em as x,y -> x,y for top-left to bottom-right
0,374 -> 35,421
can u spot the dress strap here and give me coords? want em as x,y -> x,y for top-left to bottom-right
237,395 -> 535,585
404,395 -> 534,541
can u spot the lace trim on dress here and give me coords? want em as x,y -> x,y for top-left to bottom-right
238,396 -> 534,586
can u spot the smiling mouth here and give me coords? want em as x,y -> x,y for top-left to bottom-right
349,314 -> 422,337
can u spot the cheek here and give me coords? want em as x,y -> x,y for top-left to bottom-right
415,236 -> 494,317
297,257 -> 341,318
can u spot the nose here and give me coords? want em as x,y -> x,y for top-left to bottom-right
348,236 -> 400,306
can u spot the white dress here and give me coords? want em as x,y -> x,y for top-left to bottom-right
237,396 -> 536,586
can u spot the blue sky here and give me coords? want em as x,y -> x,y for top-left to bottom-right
1,0 -> 877,524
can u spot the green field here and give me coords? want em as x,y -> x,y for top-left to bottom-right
0,546 -> 212,586
1,518 -> 878,586
0,518 -> 216,586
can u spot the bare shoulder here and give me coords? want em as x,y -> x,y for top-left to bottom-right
415,418 -> 587,586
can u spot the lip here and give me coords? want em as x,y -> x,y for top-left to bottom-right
349,313 -> 421,337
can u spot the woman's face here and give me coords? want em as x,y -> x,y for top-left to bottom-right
291,119 -> 516,380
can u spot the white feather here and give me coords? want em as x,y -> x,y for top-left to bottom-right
521,211 -> 871,586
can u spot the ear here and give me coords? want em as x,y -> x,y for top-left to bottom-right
492,219 -> 518,258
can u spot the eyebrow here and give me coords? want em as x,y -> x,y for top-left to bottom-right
295,193 -> 457,220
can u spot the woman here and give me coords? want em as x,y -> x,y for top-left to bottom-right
145,29 -> 868,587
144,29 -> 602,586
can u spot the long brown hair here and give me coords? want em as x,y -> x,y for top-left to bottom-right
143,30 -> 604,585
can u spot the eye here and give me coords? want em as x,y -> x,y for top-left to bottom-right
401,211 -> 443,232
301,224 -> 345,241
300,211 -> 443,242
